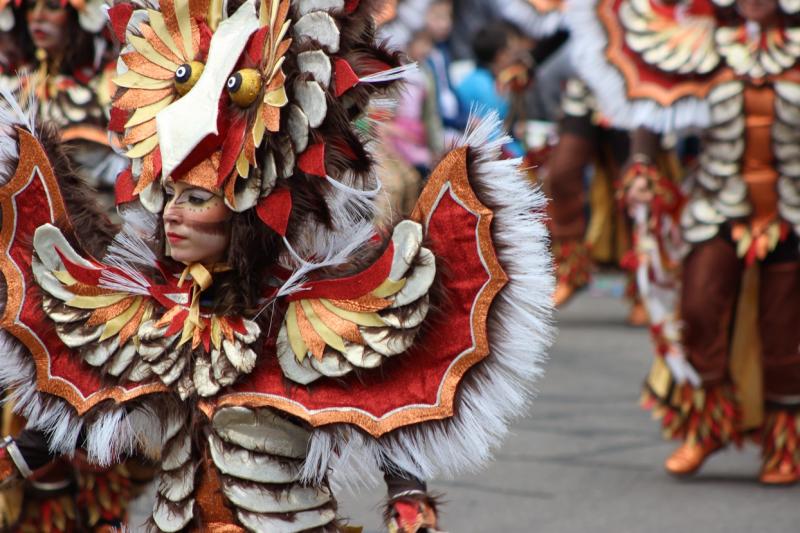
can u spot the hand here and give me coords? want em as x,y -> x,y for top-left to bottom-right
625,175 -> 654,211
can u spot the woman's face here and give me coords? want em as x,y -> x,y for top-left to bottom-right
25,0 -> 68,56
163,181 -> 232,265
425,2 -> 452,43
736,0 -> 780,26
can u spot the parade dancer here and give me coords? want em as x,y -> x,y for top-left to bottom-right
0,1 -> 554,531
571,0 -> 800,484
3,0 -> 125,206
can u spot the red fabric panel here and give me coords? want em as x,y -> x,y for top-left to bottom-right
12,172 -> 110,397
285,242 -> 394,301
234,190 -> 490,418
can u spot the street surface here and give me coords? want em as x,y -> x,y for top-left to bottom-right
129,274 -> 800,532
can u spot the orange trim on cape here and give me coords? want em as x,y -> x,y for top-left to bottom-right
0,128 -> 167,416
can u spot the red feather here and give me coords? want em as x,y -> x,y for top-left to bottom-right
333,58 -> 360,97
217,116 -> 247,186
107,3 -> 134,44
256,188 -> 293,236
114,168 -> 136,205
108,107 -> 129,133
297,143 -> 326,177
286,241 -> 395,301
54,248 -> 102,286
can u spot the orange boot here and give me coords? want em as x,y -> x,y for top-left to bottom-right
643,383 -> 740,477
552,240 -> 592,307
664,440 -> 723,476
760,410 -> 800,486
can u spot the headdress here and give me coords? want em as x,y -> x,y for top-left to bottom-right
111,0 -> 413,235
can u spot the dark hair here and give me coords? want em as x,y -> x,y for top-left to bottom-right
472,22 -> 511,68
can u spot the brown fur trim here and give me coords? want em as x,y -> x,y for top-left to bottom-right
35,122 -> 119,258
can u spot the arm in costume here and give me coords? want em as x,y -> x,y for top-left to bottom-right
220,114 -> 554,492
619,130 -> 697,385
0,104 -> 171,467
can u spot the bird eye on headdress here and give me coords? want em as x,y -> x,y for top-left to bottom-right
174,61 -> 205,96
226,68 -> 262,107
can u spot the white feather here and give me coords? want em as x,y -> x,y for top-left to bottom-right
358,63 -> 418,84
303,112 -> 555,488
99,220 -> 159,295
85,408 -> 136,466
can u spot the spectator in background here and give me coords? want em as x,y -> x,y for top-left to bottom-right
424,0 -> 468,137
377,0 -> 433,49
455,21 -> 525,156
384,29 -> 443,178
450,0 -> 560,60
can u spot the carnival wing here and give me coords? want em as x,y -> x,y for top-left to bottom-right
0,123 -> 167,404
276,219 -> 436,384
31,224 -> 158,383
217,115 -> 554,487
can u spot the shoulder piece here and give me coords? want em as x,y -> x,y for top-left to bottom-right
275,219 -> 435,384
568,0 -> 732,131
0,127 -> 167,416
217,145 -> 507,437
715,24 -> 800,80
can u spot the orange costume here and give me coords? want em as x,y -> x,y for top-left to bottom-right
570,0 -> 800,484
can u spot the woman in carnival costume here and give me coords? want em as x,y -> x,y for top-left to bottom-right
570,0 -> 800,484
0,0 -> 126,202
0,0 -> 554,531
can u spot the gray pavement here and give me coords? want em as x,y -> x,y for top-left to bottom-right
336,274 -> 800,533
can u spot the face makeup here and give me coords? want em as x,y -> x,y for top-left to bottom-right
25,0 -> 68,57
162,181 -> 232,265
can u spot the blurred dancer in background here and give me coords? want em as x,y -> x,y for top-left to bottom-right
571,0 -> 800,485
0,1 -> 151,531
3,0 -> 125,210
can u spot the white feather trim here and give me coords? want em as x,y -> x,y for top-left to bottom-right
304,112 -> 555,489
99,217 -> 159,296
0,329 -> 165,466
565,0 -> 711,132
